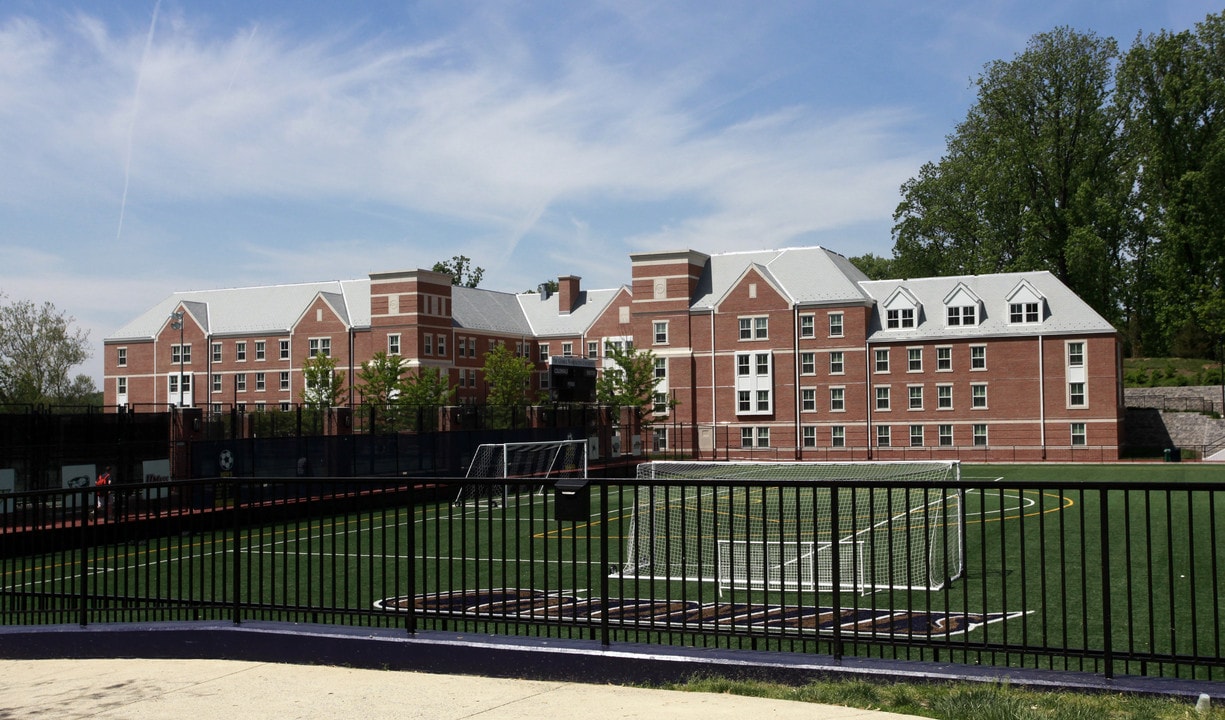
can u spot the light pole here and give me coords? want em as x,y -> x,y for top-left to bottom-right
170,311 -> 184,407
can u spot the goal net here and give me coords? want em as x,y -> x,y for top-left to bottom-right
620,461 -> 963,593
454,439 -> 588,506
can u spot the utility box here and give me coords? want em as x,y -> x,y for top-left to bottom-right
554,478 -> 590,521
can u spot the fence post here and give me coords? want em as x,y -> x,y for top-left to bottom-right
1099,489 -> 1113,679
232,480 -> 243,626
79,488 -> 90,628
829,483 -> 842,660
600,481 -> 610,647
407,481 -> 417,635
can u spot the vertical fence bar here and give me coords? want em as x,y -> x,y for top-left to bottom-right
232,480 -> 243,625
600,480 -> 610,647
407,481 -> 417,635
829,483 -> 842,660
78,488 -> 90,627
1099,488 -> 1113,679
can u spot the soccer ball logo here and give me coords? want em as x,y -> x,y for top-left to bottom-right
219,449 -> 234,471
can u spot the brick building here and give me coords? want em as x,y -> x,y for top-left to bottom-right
104,246 -> 1123,461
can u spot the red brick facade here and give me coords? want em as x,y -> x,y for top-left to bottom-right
104,246 -> 1123,461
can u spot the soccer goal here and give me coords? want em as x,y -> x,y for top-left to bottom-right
453,439 -> 588,506
620,460 -> 963,593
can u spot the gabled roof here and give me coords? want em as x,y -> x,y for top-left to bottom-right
518,286 -> 626,337
861,271 -> 1114,341
690,246 -> 871,309
450,286 -> 534,336
106,280 -> 371,341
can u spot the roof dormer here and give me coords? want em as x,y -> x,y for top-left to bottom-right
1005,279 -> 1046,325
943,283 -> 982,328
882,287 -> 921,330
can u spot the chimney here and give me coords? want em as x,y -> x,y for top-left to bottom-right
558,275 -> 581,314
537,283 -> 551,300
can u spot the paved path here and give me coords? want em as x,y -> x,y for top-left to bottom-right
0,658 -> 927,720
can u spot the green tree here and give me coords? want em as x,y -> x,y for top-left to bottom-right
595,342 -> 667,429
482,343 -> 536,427
0,294 -> 96,406
1117,12 -> 1225,355
892,27 -> 1129,328
433,255 -> 485,288
356,351 -> 407,432
399,367 -> 455,431
848,253 -> 897,280
300,352 -> 345,409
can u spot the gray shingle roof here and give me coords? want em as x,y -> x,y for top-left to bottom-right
860,271 -> 1116,341
518,287 -> 624,337
692,246 -> 871,309
106,280 -> 371,340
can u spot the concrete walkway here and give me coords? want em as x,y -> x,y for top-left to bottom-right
0,658 -> 927,720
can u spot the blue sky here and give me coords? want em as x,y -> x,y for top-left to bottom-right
0,1 -> 1217,384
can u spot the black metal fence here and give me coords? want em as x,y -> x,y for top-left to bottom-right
2,474 -> 1223,685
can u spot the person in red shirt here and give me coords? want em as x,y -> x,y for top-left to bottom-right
95,466 -> 111,519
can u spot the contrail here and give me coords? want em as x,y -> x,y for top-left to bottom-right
227,24 -> 258,94
116,0 -> 161,242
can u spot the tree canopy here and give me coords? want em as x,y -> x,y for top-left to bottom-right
432,255 -> 485,288
890,13 -> 1225,358
0,294 -> 96,406
594,342 -> 667,428
299,352 -> 345,409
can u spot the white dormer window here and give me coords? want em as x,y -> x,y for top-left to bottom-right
1006,280 -> 1046,325
883,288 -> 920,330
943,283 -> 982,327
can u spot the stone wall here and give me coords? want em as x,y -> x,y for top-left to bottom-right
1124,386 -> 1225,458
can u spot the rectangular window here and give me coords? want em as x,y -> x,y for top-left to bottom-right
737,354 -> 751,376
754,317 -> 768,339
653,427 -> 668,451
255,372 -> 266,392
539,343 -> 549,361
755,353 -> 770,376
738,390 -> 751,412
212,343 -> 222,363
171,344 -> 191,364
654,358 -> 667,380
117,347 -> 127,367
875,348 -> 890,373
212,375 -> 222,393
236,342 -> 246,362
829,351 -> 844,374
831,426 -> 846,447
423,334 -> 433,355
830,387 -> 845,411
970,345 -> 986,370
1069,382 -> 1086,407
801,388 -> 816,412
653,321 -> 668,345
562,342 -> 573,357
800,352 -> 816,375
308,338 -> 331,357
117,377 -> 127,395
971,383 -> 988,408
908,385 -> 923,410
755,427 -> 770,447
280,372 -> 290,391
973,423 -> 988,446
740,427 -> 754,448
1071,422 -> 1087,446
279,339 -> 290,360
279,402 -> 291,412
937,346 -> 952,371
436,335 -> 446,357
877,425 -> 891,447
910,425 -> 924,447
756,389 -> 770,412
653,392 -> 668,414
799,314 -> 815,338
236,373 -> 247,392
887,308 -> 915,329
939,424 -> 953,446
908,347 -> 922,372
469,341 -> 477,358
1010,302 -> 1040,323
739,317 -> 752,340
540,371 -> 550,390
1068,341 -> 1085,367
829,312 -> 844,337
389,334 -> 401,355
937,384 -> 953,409
255,341 -> 266,361
947,305 -> 976,326
876,386 -> 891,411
802,426 -> 817,448
587,341 -> 599,358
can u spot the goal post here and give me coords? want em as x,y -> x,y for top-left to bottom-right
454,439 -> 588,506
621,460 -> 963,593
